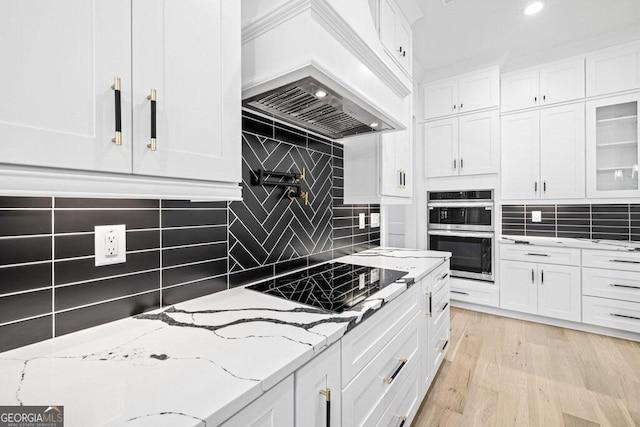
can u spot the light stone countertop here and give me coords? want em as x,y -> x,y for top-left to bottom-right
500,235 -> 640,252
0,248 -> 450,427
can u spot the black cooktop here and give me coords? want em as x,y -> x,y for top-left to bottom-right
247,262 -> 408,313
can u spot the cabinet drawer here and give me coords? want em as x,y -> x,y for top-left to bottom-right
428,284 -> 450,342
583,268 -> 640,303
582,250 -> 640,272
376,364 -> 421,427
583,296 -> 640,334
430,261 -> 451,295
342,313 -> 420,427
341,285 -> 419,384
428,313 -> 450,379
450,278 -> 499,307
500,244 -> 581,266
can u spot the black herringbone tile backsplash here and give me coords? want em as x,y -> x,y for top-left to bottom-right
0,111 -> 380,353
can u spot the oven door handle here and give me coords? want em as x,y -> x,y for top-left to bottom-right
427,230 -> 495,239
428,201 -> 494,208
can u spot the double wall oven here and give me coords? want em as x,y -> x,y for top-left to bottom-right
427,190 -> 494,282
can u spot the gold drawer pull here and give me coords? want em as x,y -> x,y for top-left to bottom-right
383,358 -> 407,385
438,338 -> 449,353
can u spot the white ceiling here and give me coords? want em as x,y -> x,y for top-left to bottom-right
412,0 -> 640,79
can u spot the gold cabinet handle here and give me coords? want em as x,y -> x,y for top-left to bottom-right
147,89 -> 157,151
111,77 -> 122,146
320,388 -> 331,426
383,358 -> 408,384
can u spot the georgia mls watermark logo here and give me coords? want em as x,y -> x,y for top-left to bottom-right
0,406 -> 64,427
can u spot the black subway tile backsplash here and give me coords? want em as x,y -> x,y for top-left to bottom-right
503,203 -> 640,242
0,237 -> 52,266
0,315 -> 52,353
0,289 -> 51,324
55,210 -> 159,233
0,210 -> 51,237
0,112 -> 379,352
55,292 -> 160,337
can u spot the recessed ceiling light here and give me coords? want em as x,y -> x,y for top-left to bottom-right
523,1 -> 544,15
370,122 -> 379,128
315,90 -> 327,98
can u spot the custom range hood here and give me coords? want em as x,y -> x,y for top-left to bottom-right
241,0 -> 411,140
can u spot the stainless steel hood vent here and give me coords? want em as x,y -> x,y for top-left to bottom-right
243,77 -> 394,139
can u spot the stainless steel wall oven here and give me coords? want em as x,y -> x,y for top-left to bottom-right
427,190 -> 494,282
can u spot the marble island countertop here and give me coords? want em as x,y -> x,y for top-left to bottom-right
500,235 -> 640,252
0,248 -> 449,427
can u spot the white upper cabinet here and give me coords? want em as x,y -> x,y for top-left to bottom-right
423,78 -> 459,119
586,41 -> 640,97
422,68 -> 499,120
586,93 -> 640,198
379,0 -> 412,74
425,111 -> 499,178
501,111 -> 541,199
0,0 -> 132,173
501,103 -> 585,200
0,0 -> 241,200
539,104 -> 586,199
501,57 -> 585,112
424,118 -> 458,178
132,0 -> 241,183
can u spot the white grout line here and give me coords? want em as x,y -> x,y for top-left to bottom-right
161,241 -> 226,251
0,233 -> 53,241
163,257 -> 227,271
0,259 -> 51,270
0,313 -> 52,329
0,286 -> 52,299
51,196 -> 55,337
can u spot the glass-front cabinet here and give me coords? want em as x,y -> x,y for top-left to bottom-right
586,93 -> 640,197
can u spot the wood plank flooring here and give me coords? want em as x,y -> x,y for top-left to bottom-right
413,308 -> 640,427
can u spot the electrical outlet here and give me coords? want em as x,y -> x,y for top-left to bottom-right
370,268 -> 379,284
359,273 -> 366,290
531,211 -> 542,223
370,213 -> 380,228
359,213 -> 366,229
95,225 -> 126,266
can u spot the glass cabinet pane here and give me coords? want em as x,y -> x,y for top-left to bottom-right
595,101 -> 638,191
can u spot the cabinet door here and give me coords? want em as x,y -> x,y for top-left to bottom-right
458,68 -> 499,113
424,118 -> 459,178
500,260 -> 538,314
395,127 -> 412,197
586,41 -> 640,97
380,133 -> 399,196
539,103 -> 585,199
501,69 -> 539,112
295,345 -> 341,427
0,0 -> 132,173
537,264 -> 581,322
379,0 -> 397,56
586,93 -> 640,198
539,58 -> 585,106
423,79 -> 459,120
396,16 -> 412,73
132,0 -> 241,182
501,111 -> 540,200
221,375 -> 294,427
458,111 -> 499,176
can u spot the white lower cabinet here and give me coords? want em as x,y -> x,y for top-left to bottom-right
224,262 -> 451,427
221,375 -> 294,427
342,312 -> 420,427
295,343 -> 341,427
583,296 -> 640,334
500,247 -> 582,322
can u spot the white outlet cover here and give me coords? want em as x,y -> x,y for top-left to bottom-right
359,273 -> 366,290
95,224 -> 126,266
371,213 -> 380,228
531,211 -> 542,223
359,213 -> 366,229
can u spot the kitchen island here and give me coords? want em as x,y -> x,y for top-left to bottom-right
0,248 -> 450,426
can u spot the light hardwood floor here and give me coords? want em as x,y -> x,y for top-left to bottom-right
413,307 -> 640,427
